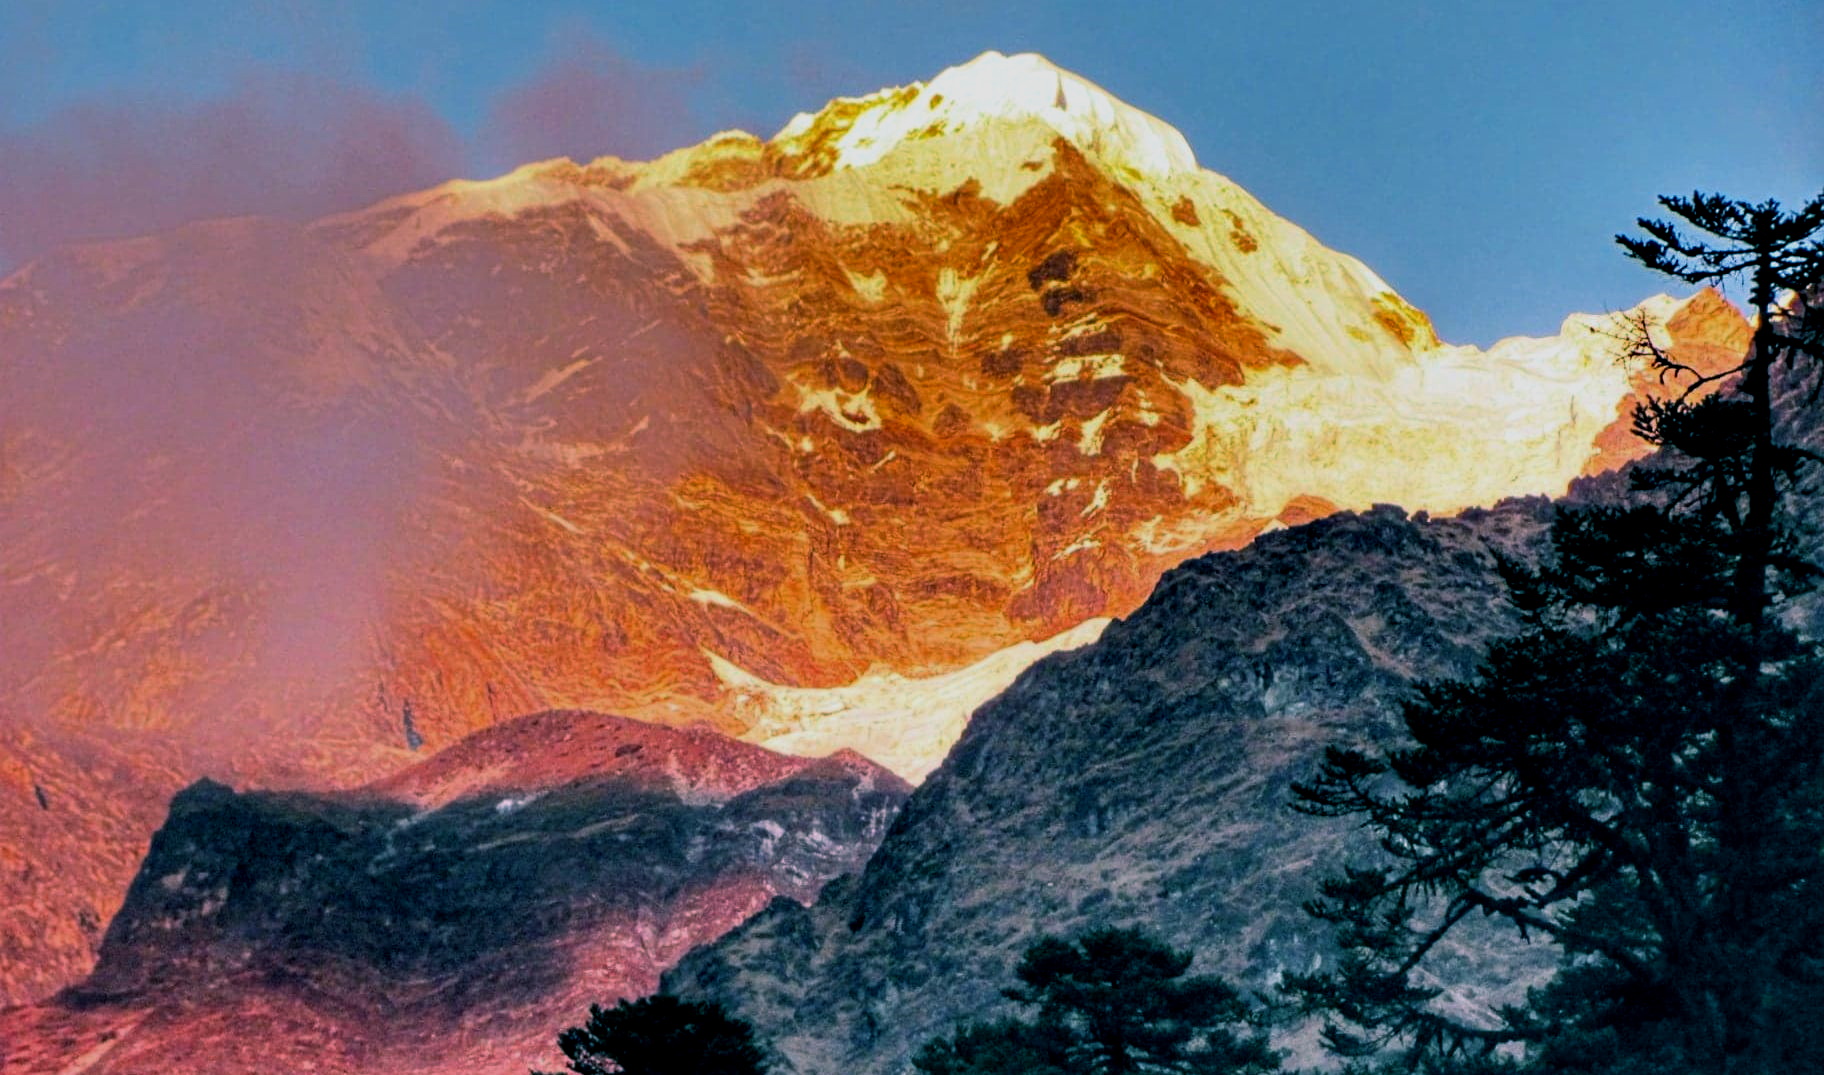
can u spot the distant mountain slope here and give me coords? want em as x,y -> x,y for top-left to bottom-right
0,712 -> 907,1075
0,52 -> 1741,775
0,723 -> 193,1004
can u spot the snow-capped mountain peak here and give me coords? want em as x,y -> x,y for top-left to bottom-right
772,50 -> 1199,180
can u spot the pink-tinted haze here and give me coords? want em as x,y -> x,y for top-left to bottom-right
481,31 -> 702,167
0,74 -> 465,266
0,32 -> 708,271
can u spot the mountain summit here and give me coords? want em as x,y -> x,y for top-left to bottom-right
771,51 -> 1201,179
0,53 -> 1746,1010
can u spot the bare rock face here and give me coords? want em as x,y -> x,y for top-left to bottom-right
0,712 -> 907,1075
0,50 -> 1747,1002
0,724 -> 192,1005
665,503 -> 1559,1073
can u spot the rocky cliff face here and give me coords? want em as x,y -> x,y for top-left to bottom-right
0,49 -> 1746,1003
665,502 -> 1560,1072
0,724 -> 193,1004
0,713 -> 907,1075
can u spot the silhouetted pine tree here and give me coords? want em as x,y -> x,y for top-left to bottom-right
534,994 -> 770,1075
1289,190 -> 1824,1075
914,927 -> 1281,1075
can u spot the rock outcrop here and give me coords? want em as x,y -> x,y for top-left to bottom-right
0,713 -> 907,1075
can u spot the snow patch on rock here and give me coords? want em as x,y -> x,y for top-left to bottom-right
711,618 -> 1112,782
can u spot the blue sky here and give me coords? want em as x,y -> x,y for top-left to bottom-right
1,0 -> 1817,345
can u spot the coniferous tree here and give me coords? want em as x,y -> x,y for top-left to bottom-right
1288,190 -> 1824,1074
535,994 -> 771,1075
912,1017 -> 1070,1075
914,927 -> 1281,1075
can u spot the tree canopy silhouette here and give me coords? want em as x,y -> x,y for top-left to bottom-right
913,926 -> 1280,1075
1289,189 -> 1824,1074
534,993 -> 770,1075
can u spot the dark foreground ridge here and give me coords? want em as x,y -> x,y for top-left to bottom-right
668,500 -> 1560,1073
1,713 -> 907,1075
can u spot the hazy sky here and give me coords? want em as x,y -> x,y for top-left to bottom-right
1,0 -> 1818,344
